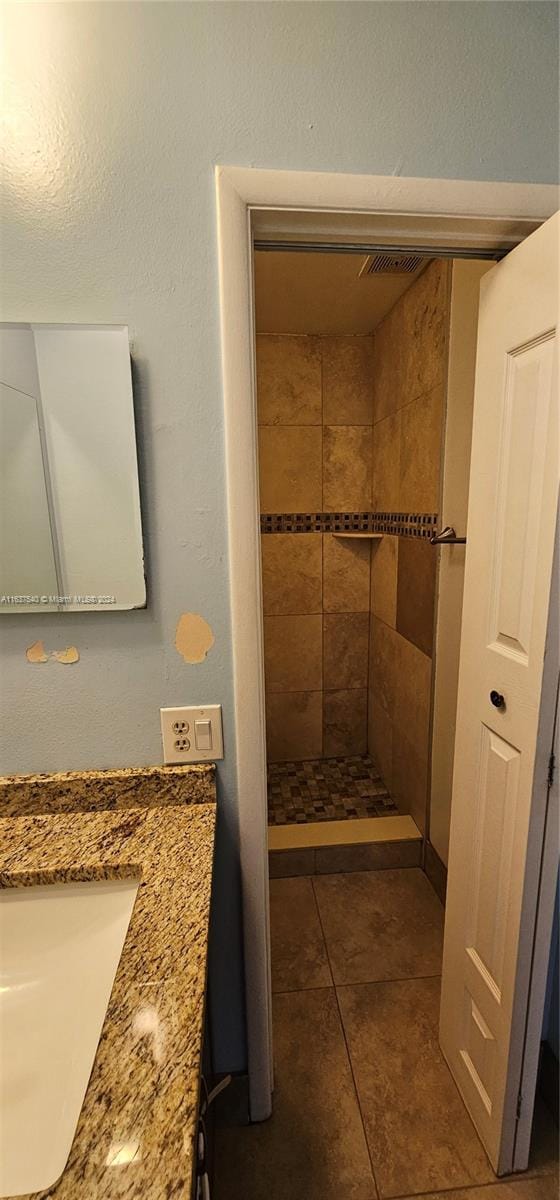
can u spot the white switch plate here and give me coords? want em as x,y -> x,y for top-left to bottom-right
160,704 -> 224,764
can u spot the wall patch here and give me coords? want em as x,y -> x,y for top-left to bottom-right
175,613 -> 215,664
52,646 -> 80,665
26,640 -> 49,664
25,641 -> 80,665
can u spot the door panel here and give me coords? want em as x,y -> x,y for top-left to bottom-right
490,335 -> 555,661
440,212 -> 559,1174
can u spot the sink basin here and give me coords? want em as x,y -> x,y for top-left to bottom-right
0,877 -> 139,1197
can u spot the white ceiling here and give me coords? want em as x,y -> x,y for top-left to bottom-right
254,250 -> 428,335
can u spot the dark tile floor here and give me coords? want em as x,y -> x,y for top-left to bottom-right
267,754 -> 397,826
214,868 -> 559,1200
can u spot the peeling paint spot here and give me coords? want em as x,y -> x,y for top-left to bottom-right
52,646 -> 80,665
26,640 -> 49,664
25,641 -> 80,665
175,612 -> 214,664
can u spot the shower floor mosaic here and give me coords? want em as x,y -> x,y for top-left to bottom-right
267,755 -> 398,826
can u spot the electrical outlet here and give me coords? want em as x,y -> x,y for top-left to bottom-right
160,705 -> 224,764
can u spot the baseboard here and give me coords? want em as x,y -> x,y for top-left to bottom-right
538,1041 -> 559,1126
424,840 -> 448,905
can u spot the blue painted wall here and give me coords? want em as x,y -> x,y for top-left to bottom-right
2,0 -> 558,1071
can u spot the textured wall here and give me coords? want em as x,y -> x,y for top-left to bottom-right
368,261 -> 450,833
2,1 -> 558,1072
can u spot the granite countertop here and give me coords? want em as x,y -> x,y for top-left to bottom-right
0,765 -> 216,1199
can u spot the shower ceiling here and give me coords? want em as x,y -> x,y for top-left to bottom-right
254,249 -> 430,335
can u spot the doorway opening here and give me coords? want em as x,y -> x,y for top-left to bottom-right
254,248 -> 490,880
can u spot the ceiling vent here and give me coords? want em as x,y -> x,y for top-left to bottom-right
359,252 -> 425,277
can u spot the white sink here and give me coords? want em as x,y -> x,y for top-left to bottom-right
0,877 -> 139,1197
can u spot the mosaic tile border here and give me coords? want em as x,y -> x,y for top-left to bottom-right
260,512 -> 438,538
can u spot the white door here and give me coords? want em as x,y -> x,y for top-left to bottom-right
440,212 -> 559,1175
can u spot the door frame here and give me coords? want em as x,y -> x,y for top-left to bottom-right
214,165 -> 558,1122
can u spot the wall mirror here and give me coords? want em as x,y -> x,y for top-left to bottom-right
0,324 -> 146,612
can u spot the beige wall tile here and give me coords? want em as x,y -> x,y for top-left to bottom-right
323,688 -> 367,756
396,536 -> 436,656
264,614 -> 322,692
372,412 -> 400,510
392,731 -> 428,831
256,335 -> 321,425
369,615 -> 401,719
367,697 -> 393,791
259,425 -> 322,513
323,426 -> 372,511
394,635 -> 431,758
372,261 -> 449,425
370,535 -> 398,627
322,336 -> 374,425
372,312 -> 403,425
399,384 -> 444,512
261,533 -> 322,615
323,534 -> 370,614
323,613 -> 369,690
266,691 -> 322,762
403,259 -> 449,402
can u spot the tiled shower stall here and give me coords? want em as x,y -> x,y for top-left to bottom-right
258,260 -> 450,835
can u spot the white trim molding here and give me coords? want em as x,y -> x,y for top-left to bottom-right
214,166 -> 559,1121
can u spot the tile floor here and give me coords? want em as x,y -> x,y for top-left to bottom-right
267,754 -> 397,826
213,868 -> 558,1200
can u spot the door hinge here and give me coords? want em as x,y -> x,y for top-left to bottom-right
516,1092 -> 523,1120
548,751 -> 556,788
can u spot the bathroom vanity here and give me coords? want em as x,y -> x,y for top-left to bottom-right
0,764 -> 216,1199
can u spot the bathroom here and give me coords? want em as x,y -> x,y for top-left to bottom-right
256,248 -> 481,878
1,3 -> 559,1200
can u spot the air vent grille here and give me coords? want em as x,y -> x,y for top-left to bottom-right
360,253 -> 425,277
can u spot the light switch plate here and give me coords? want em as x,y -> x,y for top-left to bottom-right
160,704 -> 224,764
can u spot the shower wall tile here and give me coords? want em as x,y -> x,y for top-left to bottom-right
323,688 -> 368,757
323,426 -> 372,511
367,698 -> 393,791
258,425 -> 322,513
368,261 -> 450,829
370,535 -> 398,628
264,614 -> 323,693
372,412 -> 400,510
396,536 -> 436,657
372,259 -> 448,424
261,532 -> 322,616
394,637 -> 431,760
256,335 -> 322,426
322,336 -> 374,425
399,383 -> 444,512
369,616 -> 400,720
392,731 -> 429,833
372,314 -> 403,424
403,259 -> 449,400
323,534 -> 371,614
266,691 -> 323,763
323,612 -> 369,691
